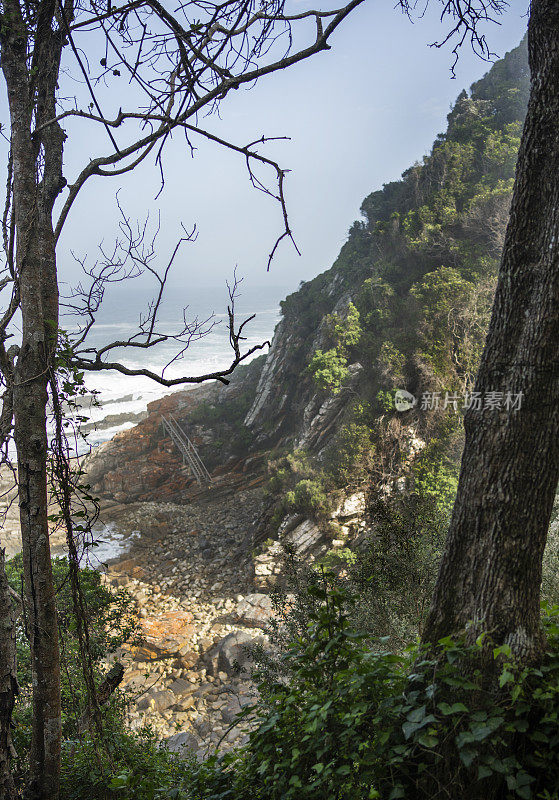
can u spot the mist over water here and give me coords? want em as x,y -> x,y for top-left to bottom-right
66,282 -> 290,447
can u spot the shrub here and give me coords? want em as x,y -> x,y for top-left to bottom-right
285,479 -> 331,519
307,303 -> 361,394
7,556 -> 139,785
190,580 -> 559,800
307,347 -> 350,394
60,722 -> 195,800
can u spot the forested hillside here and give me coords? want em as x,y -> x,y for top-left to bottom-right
67,35 -> 559,799
244,36 -> 532,544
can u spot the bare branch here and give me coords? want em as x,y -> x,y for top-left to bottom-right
53,0 -> 365,240
397,0 -> 508,74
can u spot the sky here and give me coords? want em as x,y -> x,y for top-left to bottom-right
3,1 -> 530,309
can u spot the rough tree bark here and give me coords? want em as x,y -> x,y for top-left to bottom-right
0,549 -> 18,800
422,0 -> 559,663
1,1 -> 65,796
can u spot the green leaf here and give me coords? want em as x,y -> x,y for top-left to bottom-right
438,701 -> 468,715
417,733 -> 438,748
402,715 -> 436,740
406,705 -> 427,723
493,643 -> 512,659
110,774 -> 130,790
477,765 -> 493,780
459,747 -> 478,768
499,669 -> 514,687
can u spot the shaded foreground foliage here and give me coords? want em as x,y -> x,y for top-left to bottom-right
41,574 -> 559,800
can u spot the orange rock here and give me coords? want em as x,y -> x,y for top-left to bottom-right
138,610 -> 195,658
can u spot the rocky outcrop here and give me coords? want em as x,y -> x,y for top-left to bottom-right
297,362 -> 363,451
86,358 -> 267,504
244,279 -> 359,448
86,386 -> 214,502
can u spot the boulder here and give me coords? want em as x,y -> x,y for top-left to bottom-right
333,491 -> 366,520
135,610 -> 195,659
221,694 -> 254,724
163,731 -> 199,757
136,688 -> 175,712
204,631 -> 265,676
168,677 -> 195,698
285,518 -> 324,556
235,593 -> 273,629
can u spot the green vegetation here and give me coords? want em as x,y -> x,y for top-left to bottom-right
308,303 -> 361,394
15,37 -> 558,800
163,578 -> 559,800
266,38 -> 530,537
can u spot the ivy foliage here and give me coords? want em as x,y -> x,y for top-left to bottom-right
183,580 -> 559,800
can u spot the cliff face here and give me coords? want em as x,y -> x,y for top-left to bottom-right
245,280 -> 361,448
87,38 -> 529,506
244,36 -> 529,453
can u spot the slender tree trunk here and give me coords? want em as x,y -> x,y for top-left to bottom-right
13,334 -> 61,800
0,549 -> 18,800
11,209 -> 61,800
1,2 -> 65,797
422,0 -> 559,662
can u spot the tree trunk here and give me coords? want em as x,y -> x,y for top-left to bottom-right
1,2 -> 65,797
422,0 -> 559,663
0,549 -> 18,800
14,337 -> 61,800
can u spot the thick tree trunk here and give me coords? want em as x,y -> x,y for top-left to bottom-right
0,549 -> 18,800
422,0 -> 559,662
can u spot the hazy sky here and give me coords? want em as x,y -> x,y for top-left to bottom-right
4,1 -> 530,306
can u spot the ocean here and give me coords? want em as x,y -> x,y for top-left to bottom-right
68,281 -> 290,447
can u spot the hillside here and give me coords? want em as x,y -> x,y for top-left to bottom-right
87,37 -> 529,536
75,33 -> 559,774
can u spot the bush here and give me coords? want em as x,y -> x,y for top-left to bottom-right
307,347 -> 350,394
307,303 -> 361,394
190,580 -> 559,800
323,418 -> 374,487
224,576 -> 405,800
7,556 -> 139,785
285,479 -> 331,519
60,722 -> 195,800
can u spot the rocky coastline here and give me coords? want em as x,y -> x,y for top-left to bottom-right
96,478 -> 368,760
100,485 -> 270,759
2,319 -> 369,763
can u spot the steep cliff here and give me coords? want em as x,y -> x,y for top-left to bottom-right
244,36 -> 529,456
87,37 -> 529,514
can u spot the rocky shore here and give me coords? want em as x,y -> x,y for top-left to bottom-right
101,485 -> 275,759
96,480 -> 368,760
1,345 -> 368,762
